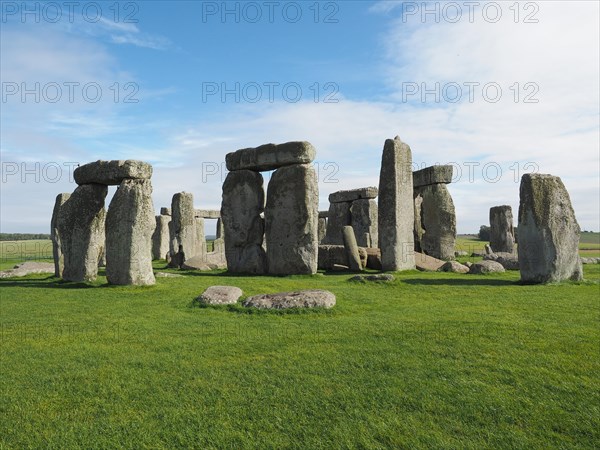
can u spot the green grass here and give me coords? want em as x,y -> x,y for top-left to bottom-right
1,248 -> 599,448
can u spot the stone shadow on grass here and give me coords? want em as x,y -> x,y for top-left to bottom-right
403,278 -> 517,287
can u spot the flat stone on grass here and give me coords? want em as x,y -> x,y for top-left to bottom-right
243,290 -> 336,309
197,286 -> 243,305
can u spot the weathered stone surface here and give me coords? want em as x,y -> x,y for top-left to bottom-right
160,207 -> 171,216
51,193 -> 70,277
329,187 -> 378,203
152,215 -> 171,260
469,260 -> 505,274
74,160 -> 152,185
195,217 -> 207,256
490,205 -> 515,253
195,209 -> 220,219
413,165 -> 453,188
169,192 -> 199,265
196,286 -> 243,305
265,164 -> 318,275
365,247 -> 382,270
243,290 -> 336,309
323,201 -> 351,245
0,261 -> 55,279
349,274 -> 394,282
518,174 -> 582,283
216,218 -> 224,239
57,184 -> 107,282
181,255 -> 211,271
318,245 -> 348,270
357,247 -> 368,269
204,252 -> 227,269
319,211 -> 329,218
318,218 -> 327,243
221,170 -> 267,274
438,261 -> 470,274
106,179 -> 156,286
351,199 -> 378,248
414,251 -> 445,271
484,252 -> 519,270
226,141 -> 316,172
342,226 -> 362,271
484,244 -> 493,255
414,183 -> 456,260
378,136 -> 415,271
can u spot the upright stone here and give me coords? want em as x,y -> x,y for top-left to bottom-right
342,226 -> 362,271
413,184 -> 456,260
518,174 -> 582,283
57,184 -> 107,282
221,170 -> 267,274
106,179 -> 155,285
265,164 -> 318,275
378,136 -> 415,271
169,192 -> 199,261
323,202 -> 351,245
152,215 -> 171,260
317,217 -> 327,243
490,205 -> 515,253
351,199 -> 378,248
50,193 -> 70,277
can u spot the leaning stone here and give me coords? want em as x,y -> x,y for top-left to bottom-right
378,136 -> 415,271
57,184 -> 107,282
152,215 -> 171,260
342,226 -> 362,271
169,192 -> 199,265
518,174 -> 582,283
243,290 -> 336,309
74,160 -> 152,185
414,251 -> 445,271
489,205 -> 515,253
438,261 -> 470,274
265,163 -> 318,275
322,201 -> 351,245
351,199 -> 378,248
328,187 -> 378,204
51,193 -> 70,277
160,207 -> 171,216
221,170 -> 267,274
105,179 -> 156,286
469,260 -> 505,274
414,183 -> 456,260
349,274 -> 394,282
226,141 -> 316,172
197,286 -> 243,305
413,165 -> 453,188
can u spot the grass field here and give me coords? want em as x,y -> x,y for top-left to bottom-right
1,240 -> 599,448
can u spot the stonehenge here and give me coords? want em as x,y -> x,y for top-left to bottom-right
518,174 -> 582,283
222,141 -> 318,275
413,165 -> 456,260
169,192 -> 199,265
378,137 -> 415,271
489,205 -> 515,253
50,193 -> 70,277
323,187 -> 378,247
152,213 -> 171,260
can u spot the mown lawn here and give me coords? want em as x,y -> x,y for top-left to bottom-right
1,247 -> 599,448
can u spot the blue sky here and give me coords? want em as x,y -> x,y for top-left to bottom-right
1,1 -> 599,234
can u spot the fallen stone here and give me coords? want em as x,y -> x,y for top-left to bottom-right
74,160 -> 152,185
155,272 -> 184,278
413,165 -> 453,188
243,289 -> 336,309
414,251 -> 445,271
196,286 -> 243,305
581,257 -> 600,264
0,261 -> 55,279
181,255 -> 212,271
349,274 -> 394,282
50,193 -> 70,277
484,252 -> 519,270
438,261 -> 470,274
328,187 -> 378,204
226,141 -> 316,172
469,260 -> 505,274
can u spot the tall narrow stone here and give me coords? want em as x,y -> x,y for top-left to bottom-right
221,170 -> 267,274
169,192 -> 198,260
378,136 -> 415,271
518,174 -> 582,283
323,202 -> 351,245
413,184 -> 456,260
342,226 -> 362,271
265,164 -> 318,275
195,217 -> 206,256
351,199 -> 378,248
57,184 -> 107,282
489,205 -> 515,253
106,179 -> 156,286
152,215 -> 171,260
317,217 -> 327,243
50,193 -> 70,277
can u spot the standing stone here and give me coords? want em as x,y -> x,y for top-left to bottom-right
342,226 -> 362,271
57,184 -> 107,282
152,215 -> 171,260
50,193 -> 70,277
221,170 -> 267,274
351,199 -> 378,248
317,217 -> 327,243
413,184 -> 456,260
378,136 -> 415,271
490,205 -> 515,253
195,217 -> 206,257
106,179 -> 156,286
518,174 -> 582,283
323,202 -> 351,245
265,164 -> 318,275
169,192 -> 199,261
